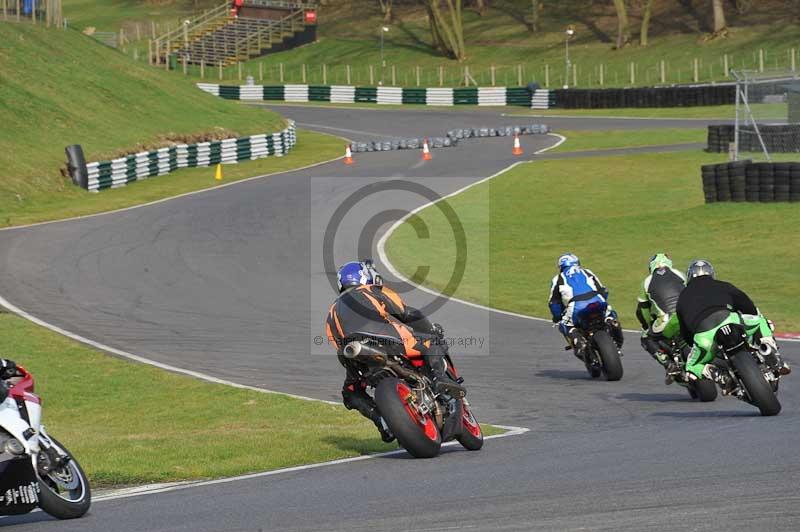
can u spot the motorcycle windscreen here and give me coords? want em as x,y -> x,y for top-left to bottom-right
0,456 -> 40,515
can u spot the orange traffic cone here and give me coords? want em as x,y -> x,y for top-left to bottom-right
422,138 -> 433,161
344,144 -> 354,165
512,134 -> 524,156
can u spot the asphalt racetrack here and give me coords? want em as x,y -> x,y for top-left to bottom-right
0,106 -> 797,531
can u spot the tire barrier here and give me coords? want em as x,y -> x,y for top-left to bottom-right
553,85 -> 735,109
76,121 -> 297,192
701,160 -> 800,203
65,144 -> 89,190
707,124 -> 800,153
197,83 -> 535,107
347,124 -> 550,153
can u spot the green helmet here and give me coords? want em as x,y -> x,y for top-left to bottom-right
648,253 -> 673,274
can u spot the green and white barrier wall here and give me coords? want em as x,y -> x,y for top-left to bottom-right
197,83 -> 552,107
83,121 -> 296,192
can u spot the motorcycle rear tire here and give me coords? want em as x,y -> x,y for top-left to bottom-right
594,330 -> 623,381
688,379 -> 718,402
37,437 -> 91,519
731,351 -> 781,416
375,378 -> 442,458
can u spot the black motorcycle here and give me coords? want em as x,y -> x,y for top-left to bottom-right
710,319 -> 786,416
568,301 -> 623,381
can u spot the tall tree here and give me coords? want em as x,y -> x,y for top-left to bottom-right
424,0 -> 466,61
639,0 -> 654,46
712,0 -> 727,32
378,0 -> 393,23
530,0 -> 541,32
612,0 -> 631,48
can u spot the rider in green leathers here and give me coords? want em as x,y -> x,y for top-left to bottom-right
676,259 -> 790,392
635,253 -> 686,382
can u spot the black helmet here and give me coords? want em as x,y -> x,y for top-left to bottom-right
686,259 -> 715,280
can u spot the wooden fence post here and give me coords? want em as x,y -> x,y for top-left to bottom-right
490,65 -> 496,86
183,54 -> 188,75
151,21 -> 156,39
3,0 -> 7,21
322,64 -> 327,85
629,62 -> 635,85
369,64 -> 374,85
219,60 -> 223,81
259,62 -> 263,81
302,64 -> 307,83
517,64 -> 522,86
792,48 -> 797,72
723,54 -> 729,77
599,64 -> 604,86
759,49 -> 765,72
416,65 -> 421,86
346,64 -> 351,85
31,0 -> 35,23
280,63 -> 285,83
16,0 -> 20,22
148,39 -> 153,65
165,39 -> 171,70
238,62 -> 242,81
136,23 -> 141,41
693,58 -> 699,82
545,64 -> 550,87
201,59 -> 205,79
439,65 -> 444,87
660,60 -> 666,84
572,63 -> 577,87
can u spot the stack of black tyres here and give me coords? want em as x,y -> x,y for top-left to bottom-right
701,164 -> 717,203
774,163 -> 792,202
759,164 -> 775,202
745,162 -> 760,202
729,160 -> 747,202
715,162 -> 731,202
792,165 -> 800,202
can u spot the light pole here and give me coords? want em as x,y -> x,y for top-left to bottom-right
564,26 -> 575,89
379,26 -> 389,86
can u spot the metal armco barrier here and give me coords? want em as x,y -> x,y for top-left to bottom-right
554,85 -> 736,109
701,160 -> 800,203
80,122 -> 296,192
197,83 -> 538,107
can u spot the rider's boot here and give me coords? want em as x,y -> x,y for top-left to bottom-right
428,354 -> 466,398
607,315 -> 624,351
566,328 -> 587,361
343,388 -> 395,443
701,364 -> 735,395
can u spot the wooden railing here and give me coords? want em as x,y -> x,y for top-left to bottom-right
152,1 -> 230,65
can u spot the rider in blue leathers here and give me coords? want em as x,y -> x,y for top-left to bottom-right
548,253 -> 624,358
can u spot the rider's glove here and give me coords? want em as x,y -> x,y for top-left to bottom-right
767,319 -> 775,332
0,359 -> 16,380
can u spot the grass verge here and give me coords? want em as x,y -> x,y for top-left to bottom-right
384,150 -> 800,331
552,129 -> 706,152
0,311 -> 502,487
0,129 -> 342,228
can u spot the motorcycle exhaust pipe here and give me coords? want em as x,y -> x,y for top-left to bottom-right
343,341 -> 387,365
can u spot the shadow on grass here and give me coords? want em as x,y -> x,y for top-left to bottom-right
321,435 -> 397,456
536,369 -> 591,380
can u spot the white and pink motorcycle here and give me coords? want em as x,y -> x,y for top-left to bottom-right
0,365 -> 91,519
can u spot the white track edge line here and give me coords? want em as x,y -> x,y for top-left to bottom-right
376,133 -> 800,344
94,424 -> 530,503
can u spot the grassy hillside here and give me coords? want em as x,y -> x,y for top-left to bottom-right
0,23 -> 329,226
215,0 -> 800,88
62,0 -> 219,33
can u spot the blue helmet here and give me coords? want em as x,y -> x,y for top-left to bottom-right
557,253 -> 580,272
336,260 -> 383,292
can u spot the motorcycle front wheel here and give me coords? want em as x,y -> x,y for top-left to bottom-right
375,378 -> 442,458
731,351 -> 781,416
36,437 -> 91,519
